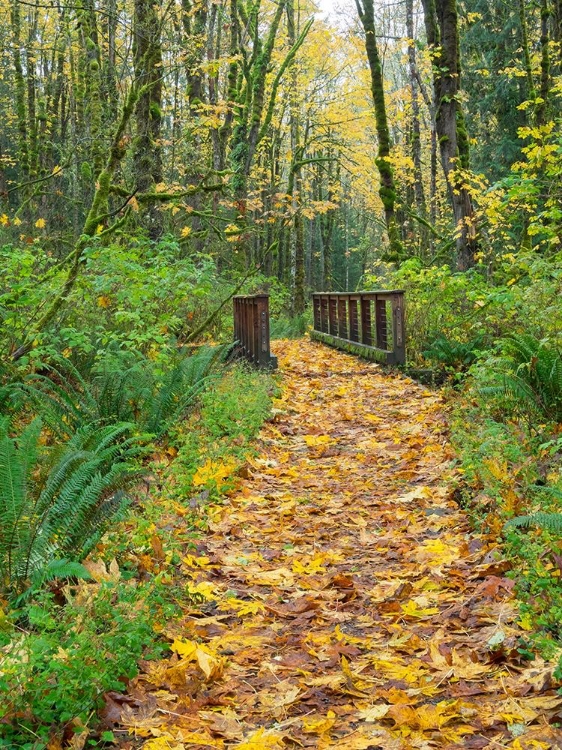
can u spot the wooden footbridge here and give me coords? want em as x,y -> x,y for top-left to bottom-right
233,290 -> 406,368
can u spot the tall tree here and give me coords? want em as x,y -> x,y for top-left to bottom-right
406,0 -> 426,220
421,0 -> 477,269
133,0 -> 164,238
355,0 -> 402,260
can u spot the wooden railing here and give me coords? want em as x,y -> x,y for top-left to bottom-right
233,294 -> 277,369
311,290 -> 406,365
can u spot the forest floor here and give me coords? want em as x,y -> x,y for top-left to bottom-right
112,339 -> 562,750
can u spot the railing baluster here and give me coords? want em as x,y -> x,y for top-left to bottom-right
321,298 -> 329,333
329,296 -> 338,336
349,298 -> 359,342
375,297 -> 387,350
338,296 -> 348,339
361,297 -> 372,347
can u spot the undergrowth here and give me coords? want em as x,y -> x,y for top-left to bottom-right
452,337 -> 562,672
0,359 -> 275,747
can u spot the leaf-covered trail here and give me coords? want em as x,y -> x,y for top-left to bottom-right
117,339 -> 562,749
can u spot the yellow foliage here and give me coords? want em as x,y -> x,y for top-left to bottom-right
192,459 -> 237,487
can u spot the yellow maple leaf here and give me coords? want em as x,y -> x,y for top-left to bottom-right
35,218 -> 46,228
483,458 -> 509,482
142,735 -> 184,750
97,295 -> 111,308
0,214 -> 9,226
517,613 -> 533,631
13,217 -> 22,226
357,704 -> 390,721
232,728 -> 285,748
302,710 -> 336,734
247,567 -> 294,587
182,554 -> 212,568
176,731 -> 224,747
187,580 -> 217,600
219,598 -> 265,616
304,434 -> 334,447
292,554 -> 327,574
388,701 -> 461,731
401,599 -> 439,619
170,638 -> 225,680
180,226 -> 192,238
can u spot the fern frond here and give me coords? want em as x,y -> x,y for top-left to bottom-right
0,419 -> 142,598
505,512 -> 562,535
14,559 -> 92,605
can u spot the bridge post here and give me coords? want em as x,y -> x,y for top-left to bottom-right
233,294 -> 277,369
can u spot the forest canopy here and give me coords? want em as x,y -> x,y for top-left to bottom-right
0,0 -> 558,346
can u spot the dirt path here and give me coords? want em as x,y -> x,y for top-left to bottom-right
115,339 -> 562,750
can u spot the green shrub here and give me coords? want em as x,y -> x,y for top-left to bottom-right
0,580 -> 175,747
17,344 -> 228,440
167,363 -> 275,499
0,237 -> 233,365
270,312 -> 310,340
481,334 -> 562,423
0,419 -> 142,598
423,333 -> 485,374
200,365 -> 274,441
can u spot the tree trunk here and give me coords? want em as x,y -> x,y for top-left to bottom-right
536,0 -> 551,125
133,0 -> 163,239
355,0 -> 402,260
421,0 -> 477,270
286,0 -> 305,314
406,0 -> 426,219
10,0 -> 30,195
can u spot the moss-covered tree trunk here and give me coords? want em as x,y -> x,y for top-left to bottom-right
536,0 -> 551,125
78,0 -> 104,179
518,0 -> 536,103
320,154 -> 337,291
355,0 -> 402,261
10,0 -> 30,197
287,0 -> 305,315
26,11 -> 39,181
421,0 -> 477,270
554,0 -> 562,65
182,0 -> 208,112
104,0 -> 119,111
406,0 -> 426,220
133,0 -> 163,239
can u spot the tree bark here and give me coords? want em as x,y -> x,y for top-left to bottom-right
355,0 -> 402,260
406,0 -> 426,219
536,0 -> 551,125
133,0 -> 163,239
421,0 -> 477,270
287,0 -> 305,315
